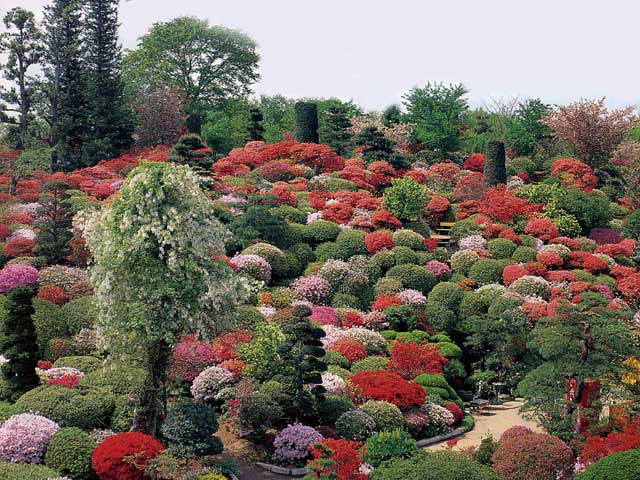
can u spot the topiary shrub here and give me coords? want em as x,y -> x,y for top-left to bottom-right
484,141 -> 506,186
0,463 -> 60,480
335,229 -> 367,258
575,449 -> 640,480
427,282 -> 464,311
295,102 -> 319,143
386,264 -> 436,294
236,392 -> 284,434
512,245 -> 537,263
335,409 -> 376,441
363,428 -> 417,468
53,355 -> 102,373
382,177 -> 429,222
315,394 -> 354,426
487,238 -> 517,259
450,250 -> 481,276
31,298 -> 61,356
359,400 -> 404,432
44,427 -> 96,480
303,221 -> 342,244
370,450 -> 498,480
14,385 -> 115,430
55,295 -> 97,334
390,246 -> 420,265
323,349 -> 351,369
468,259 -> 505,285
92,432 -> 164,480
161,399 -> 223,458
383,305 -> 419,332
393,229 -> 425,250
351,356 -> 389,373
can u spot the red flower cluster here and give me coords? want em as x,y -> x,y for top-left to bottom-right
453,173 -> 485,201
580,421 -> 640,466
477,186 -> 539,223
267,182 -> 297,206
371,294 -> 401,311
212,330 -> 253,363
307,438 -> 366,480
502,264 -> 528,286
48,374 -> 80,388
550,158 -> 597,189
347,370 -> 426,409
330,339 -> 367,362
617,273 -> 640,302
595,239 -> 635,257
524,218 -> 559,242
92,432 -> 164,480
536,251 -> 564,268
463,153 -> 486,172
371,209 -> 402,230
37,284 -> 66,304
388,341 -> 448,378
364,231 -> 394,253
443,402 -> 463,425
322,203 -> 354,224
168,337 -> 216,382
3,237 -> 35,258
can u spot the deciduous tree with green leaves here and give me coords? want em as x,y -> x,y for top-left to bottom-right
83,161 -> 247,436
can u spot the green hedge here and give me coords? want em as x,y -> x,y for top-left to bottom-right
575,449 -> 640,480
44,427 -> 96,480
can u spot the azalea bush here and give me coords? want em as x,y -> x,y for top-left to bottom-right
0,413 -> 60,463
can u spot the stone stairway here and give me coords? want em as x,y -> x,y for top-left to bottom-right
429,222 -> 454,248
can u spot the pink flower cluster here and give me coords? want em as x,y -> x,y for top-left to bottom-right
273,423 -> 323,464
168,338 -> 216,382
291,275 -> 332,305
0,264 -> 38,293
231,254 -> 272,283
397,289 -> 427,306
424,260 -> 452,278
0,413 -> 59,463
310,306 -> 340,326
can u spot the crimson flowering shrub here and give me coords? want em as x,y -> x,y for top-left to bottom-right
92,432 -> 164,480
217,359 -> 246,378
3,237 -> 35,257
550,158 -> 597,189
329,338 -> 367,362
48,374 -> 81,387
426,196 -> 450,223
524,218 -> 559,241
588,227 -> 624,245
36,284 -> 65,304
464,153 -> 486,172
0,413 -> 60,463
443,402 -> 464,425
453,172 -> 485,201
168,337 -> 216,382
370,209 -> 402,229
371,294 -> 401,311
477,186 -> 538,223
268,182 -> 298,206
388,341 -> 448,378
342,312 -> 365,328
364,231 -> 394,253
536,251 -> 564,268
211,330 -> 253,363
310,306 -> 341,326
617,273 -> 640,304
502,264 -> 528,286
368,161 -> 396,187
580,421 -> 640,466
306,438 -> 366,480
347,370 -> 425,409
491,431 -> 574,480
610,265 -> 637,279
595,239 -> 635,256
322,202 -> 354,224
0,264 -> 38,293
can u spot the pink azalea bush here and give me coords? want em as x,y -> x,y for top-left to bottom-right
0,264 -> 38,293
0,413 -> 60,463
425,260 -> 452,278
190,365 -> 235,401
291,275 -> 332,305
168,338 -> 217,382
273,423 -> 323,465
231,254 -> 272,283
309,306 -> 340,326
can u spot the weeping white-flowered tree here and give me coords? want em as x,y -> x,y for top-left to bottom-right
83,161 -> 247,436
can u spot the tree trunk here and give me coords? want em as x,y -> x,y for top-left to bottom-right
132,339 -> 170,437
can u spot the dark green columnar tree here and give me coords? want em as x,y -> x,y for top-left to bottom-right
354,126 -> 395,163
167,133 -> 213,171
0,286 -> 39,402
277,304 -> 327,422
42,0 -> 86,172
0,8 -> 43,147
247,107 -> 265,141
33,180 -> 73,265
319,104 -> 353,156
484,140 -> 506,186
82,0 -> 134,164
295,102 -> 319,143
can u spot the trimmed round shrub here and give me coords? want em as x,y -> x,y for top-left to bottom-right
0,402 -> 15,423
575,449 -> 640,480
0,413 -> 59,463
161,399 -> 222,458
383,305 -> 419,332
508,275 -> 551,300
92,432 -> 164,480
323,349 -> 351,368
231,254 -> 272,283
335,409 -> 376,441
370,450 -> 498,480
14,385 -> 115,430
45,427 -> 96,480
314,242 -> 345,262
363,428 -> 417,468
351,356 -> 389,373
512,245 -> 537,263
190,366 -> 234,402
273,423 -> 323,465
450,250 -> 481,275
393,229 -> 425,250
315,394 -> 354,426
374,277 -> 403,295
359,400 -> 404,432
236,392 -> 284,433
427,282 -> 464,310
55,295 -> 97,334
487,238 -> 517,259
391,246 -> 419,265
0,264 -> 38,293
31,299 -> 62,355
386,264 -> 436,294
491,431 -> 574,480
335,229 -> 367,258
79,364 -> 145,396
468,259 -> 505,286
436,342 -> 462,359
0,463 -> 60,479
242,242 -> 289,278
303,221 -> 342,244
291,275 -> 332,305
53,355 -> 102,373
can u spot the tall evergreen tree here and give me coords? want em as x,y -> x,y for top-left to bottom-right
42,0 -> 86,172
0,286 -> 39,402
33,180 -> 73,265
0,8 -> 44,148
319,104 -> 353,156
82,0 -> 133,164
247,107 -> 265,141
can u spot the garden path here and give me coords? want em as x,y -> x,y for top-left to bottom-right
218,422 -> 284,479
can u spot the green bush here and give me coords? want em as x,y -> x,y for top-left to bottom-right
550,212 -> 582,237
0,401 -> 15,423
324,349 -> 351,368
315,394 -> 354,426
335,409 -> 376,441
468,259 -> 505,285
460,414 -> 474,432
370,450 -> 498,480
450,218 -> 483,241
427,282 -> 464,310
507,157 -> 536,176
374,277 -> 404,295
623,210 -> 640,240
382,177 -> 429,222
236,392 -> 283,433
14,385 -> 115,429
424,303 -> 457,335
386,264 -> 436,294
111,394 -> 137,432
55,295 -> 97,334
351,356 -> 389,373
31,298 -> 62,356
270,205 -> 307,224
242,242 -> 289,278
450,250 -> 481,275
512,246 -> 537,263
363,429 -> 417,468
383,305 -> 419,332
44,427 -> 96,480
161,399 -> 223,458
391,246 -> 420,265
436,342 -> 462,359
327,364 -> 351,379
303,221 -> 342,244
575,449 -> 640,480
53,355 -> 102,373
258,380 -> 291,407
551,188 -> 613,230
424,386 -> 450,400
235,305 -> 265,330
476,434 -> 499,465
331,293 -> 361,309
393,229 -> 425,250
487,238 -> 517,259
315,242 -> 346,262
0,463 -> 60,480
359,400 -> 404,432
79,364 -> 146,396
395,330 -> 431,344
335,229 -> 367,258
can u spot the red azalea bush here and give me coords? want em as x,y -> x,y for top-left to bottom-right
371,209 -> 402,229
477,186 -> 538,223
342,312 -> 364,328
550,158 -> 597,189
364,231 -> 394,253
536,251 -> 564,268
502,264 -> 528,286
330,339 -> 367,362
347,370 -> 425,409
491,431 -> 574,480
610,265 -> 637,279
580,421 -> 640,466
168,337 -> 217,382
426,196 -> 450,223
3,237 -> 36,258
268,182 -> 298,206
322,203 -> 354,224
371,295 -> 401,311
306,438 -> 366,480
37,360 -> 53,370
453,172 -> 485,201
48,374 -> 80,387
368,161 -> 396,187
588,227 -> 624,245
211,330 -> 254,363
388,341 -> 447,378
217,359 -> 247,378
464,153 -> 486,172
92,432 -> 164,480
617,273 -> 640,303
310,306 -> 341,326
582,255 -> 608,273
37,284 -> 65,304
595,239 -> 635,257
524,218 -> 559,241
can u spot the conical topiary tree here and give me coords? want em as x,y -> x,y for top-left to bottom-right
0,286 -> 39,401
167,134 -> 213,171
484,140 -> 507,186
248,107 -> 265,141
294,102 -> 319,143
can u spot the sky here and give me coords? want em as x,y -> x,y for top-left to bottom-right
3,0 -> 640,112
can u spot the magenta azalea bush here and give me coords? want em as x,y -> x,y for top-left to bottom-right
273,423 -> 323,464
190,365 -> 235,401
0,413 -> 59,463
0,264 -> 38,293
425,260 -> 452,278
309,306 -> 340,326
397,289 -> 427,306
168,339 -> 217,382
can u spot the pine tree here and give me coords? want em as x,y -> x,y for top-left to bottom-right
42,0 -> 86,172
354,126 -> 395,163
167,133 -> 213,171
33,180 -> 73,265
0,286 -> 39,402
82,0 -> 133,165
247,107 -> 265,141
320,104 -> 353,156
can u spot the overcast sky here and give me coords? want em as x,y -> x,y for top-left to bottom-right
5,0 -> 640,111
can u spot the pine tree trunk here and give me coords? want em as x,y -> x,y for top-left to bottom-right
132,339 -> 170,437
